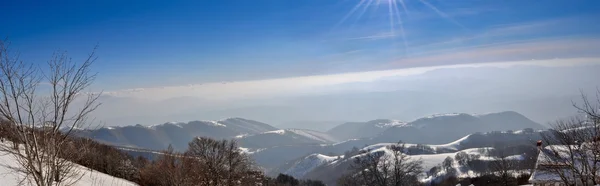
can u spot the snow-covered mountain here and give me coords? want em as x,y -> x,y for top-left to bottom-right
325,111 -> 543,143
373,111 -> 544,144
256,127 -> 542,172
74,118 -> 278,151
76,110 -> 545,180
327,119 -> 407,141
237,129 -> 338,149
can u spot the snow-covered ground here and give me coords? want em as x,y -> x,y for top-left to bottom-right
359,144 -> 492,174
373,120 -> 407,128
147,120 -> 226,129
413,147 -> 494,173
283,144 -> 498,178
0,143 -> 136,186
360,139 -> 466,153
238,147 -> 264,154
242,129 -> 337,144
286,129 -> 338,143
283,154 -> 342,178
263,129 -> 286,135
429,134 -> 472,150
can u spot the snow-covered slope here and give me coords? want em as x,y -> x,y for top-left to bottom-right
287,129 -> 339,143
279,131 -> 540,185
283,154 -> 341,179
296,144 -> 501,185
253,127 -> 543,172
0,143 -> 136,186
307,144 -> 492,177
414,147 -> 494,175
429,134 -> 473,151
327,119 -> 407,141
237,129 -> 338,149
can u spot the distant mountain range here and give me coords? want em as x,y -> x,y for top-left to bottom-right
328,111 -> 543,142
372,111 -> 544,144
73,118 -> 277,151
74,110 -> 546,177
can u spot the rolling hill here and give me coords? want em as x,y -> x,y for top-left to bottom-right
74,118 -> 278,151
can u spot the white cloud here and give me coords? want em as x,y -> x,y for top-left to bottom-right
103,57 -> 600,101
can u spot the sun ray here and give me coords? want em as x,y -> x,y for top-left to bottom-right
334,0 -> 369,29
368,0 -> 383,19
391,0 -> 409,56
398,0 -> 409,15
357,0 -> 375,19
418,0 -> 468,30
349,0 -> 375,28
387,0 -> 400,59
387,0 -> 395,36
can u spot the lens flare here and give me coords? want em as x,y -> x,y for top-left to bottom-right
336,0 -> 468,58
337,0 -> 468,35
391,0 -> 408,56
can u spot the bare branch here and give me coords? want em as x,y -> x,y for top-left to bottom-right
0,40 -> 100,186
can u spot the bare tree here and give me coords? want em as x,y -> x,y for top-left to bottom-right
139,145 -> 193,186
137,137 -> 264,186
455,152 -> 469,168
489,148 -> 517,186
0,40 -> 100,186
441,156 -> 453,173
185,137 -> 255,186
338,142 -> 423,186
539,90 -> 600,186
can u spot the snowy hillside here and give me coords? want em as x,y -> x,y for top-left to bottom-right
253,128 -> 542,171
327,119 -> 407,141
287,129 -> 339,143
294,143 -> 534,185
0,143 -> 136,186
429,134 -> 474,151
291,145 -> 493,180
237,129 -> 338,149
414,147 -> 494,175
283,154 -> 342,179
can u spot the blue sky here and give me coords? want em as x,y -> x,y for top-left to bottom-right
1,0 -> 599,91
